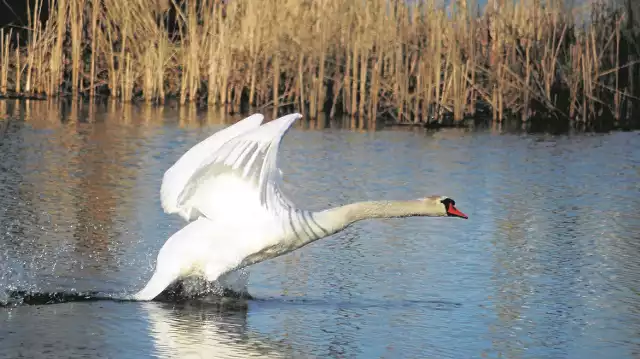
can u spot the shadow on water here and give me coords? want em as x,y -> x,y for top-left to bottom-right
1,283 -> 253,309
1,283 -> 463,314
259,296 -> 463,312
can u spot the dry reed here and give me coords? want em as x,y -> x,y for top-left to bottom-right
0,0 -> 638,128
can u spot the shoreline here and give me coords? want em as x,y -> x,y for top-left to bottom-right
1,96 -> 637,134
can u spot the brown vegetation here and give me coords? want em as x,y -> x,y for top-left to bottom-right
0,0 -> 639,129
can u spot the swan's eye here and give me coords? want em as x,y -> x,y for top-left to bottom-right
440,198 -> 455,207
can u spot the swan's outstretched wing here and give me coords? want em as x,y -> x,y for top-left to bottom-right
175,113 -> 303,224
161,114 -> 265,221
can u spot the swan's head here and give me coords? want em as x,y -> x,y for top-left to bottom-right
422,196 -> 468,219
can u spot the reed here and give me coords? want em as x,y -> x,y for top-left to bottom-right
0,0 -> 638,129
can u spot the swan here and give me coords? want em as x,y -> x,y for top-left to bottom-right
132,113 -> 468,301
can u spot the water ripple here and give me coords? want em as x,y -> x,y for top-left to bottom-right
0,101 -> 639,358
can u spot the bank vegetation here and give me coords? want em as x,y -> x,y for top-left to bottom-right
0,0 -> 638,129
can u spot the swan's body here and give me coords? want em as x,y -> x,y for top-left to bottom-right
133,113 -> 468,301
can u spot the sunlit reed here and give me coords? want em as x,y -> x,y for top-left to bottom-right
0,0 -> 637,128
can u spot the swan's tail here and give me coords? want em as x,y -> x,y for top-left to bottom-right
132,270 -> 178,301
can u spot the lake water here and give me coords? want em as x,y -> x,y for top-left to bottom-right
0,100 -> 639,359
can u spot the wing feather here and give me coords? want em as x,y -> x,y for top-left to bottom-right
175,113 -> 302,223
160,113 -> 265,221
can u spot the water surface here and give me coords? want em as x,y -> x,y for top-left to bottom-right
1,100 -> 639,358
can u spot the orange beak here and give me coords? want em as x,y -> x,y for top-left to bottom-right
446,203 -> 468,219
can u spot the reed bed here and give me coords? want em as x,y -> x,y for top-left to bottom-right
0,0 -> 638,128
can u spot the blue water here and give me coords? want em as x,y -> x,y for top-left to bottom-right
1,100 -> 639,358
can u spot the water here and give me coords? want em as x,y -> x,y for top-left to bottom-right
0,100 -> 639,359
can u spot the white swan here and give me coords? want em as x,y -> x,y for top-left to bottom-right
133,113 -> 468,301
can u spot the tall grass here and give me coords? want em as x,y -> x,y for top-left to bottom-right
0,0 -> 638,128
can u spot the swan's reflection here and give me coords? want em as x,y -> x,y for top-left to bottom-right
141,296 -> 291,359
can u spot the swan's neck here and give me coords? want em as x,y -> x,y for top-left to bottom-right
240,200 -> 442,268
319,199 -> 437,227
289,200 -> 442,247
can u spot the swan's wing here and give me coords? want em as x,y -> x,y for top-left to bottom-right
160,114 -> 265,221
175,113 -> 303,224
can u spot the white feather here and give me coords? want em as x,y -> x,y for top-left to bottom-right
175,113 -> 301,224
160,113 -> 265,221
